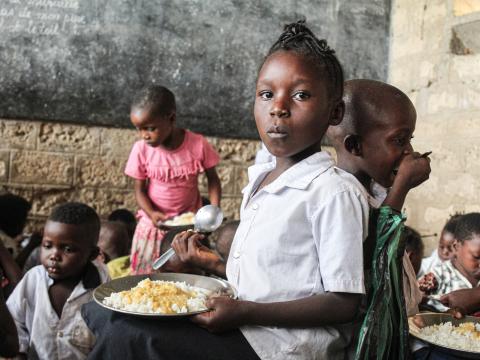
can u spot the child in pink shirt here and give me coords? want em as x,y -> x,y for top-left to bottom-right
125,85 -> 222,274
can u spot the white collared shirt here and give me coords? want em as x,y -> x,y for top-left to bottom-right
226,152 -> 370,360
7,263 -> 109,360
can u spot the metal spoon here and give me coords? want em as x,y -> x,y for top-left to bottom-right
152,205 -> 224,270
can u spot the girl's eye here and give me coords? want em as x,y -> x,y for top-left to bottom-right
146,127 -> 156,132
293,91 -> 310,101
259,91 -> 273,100
43,243 -> 51,249
64,246 -> 73,253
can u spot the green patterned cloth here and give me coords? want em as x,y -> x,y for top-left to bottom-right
355,206 -> 409,360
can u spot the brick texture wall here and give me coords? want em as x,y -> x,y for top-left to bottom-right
0,119 -> 260,229
390,0 -> 480,252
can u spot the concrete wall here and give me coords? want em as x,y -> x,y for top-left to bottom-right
0,119 -> 258,228
389,0 -> 480,252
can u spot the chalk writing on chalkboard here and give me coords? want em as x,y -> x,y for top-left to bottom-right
0,0 -> 391,139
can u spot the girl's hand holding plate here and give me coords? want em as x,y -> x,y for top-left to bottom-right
191,296 -> 248,333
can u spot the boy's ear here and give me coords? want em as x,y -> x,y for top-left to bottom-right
344,134 -> 362,156
452,239 -> 460,252
329,100 -> 345,126
168,111 -> 176,123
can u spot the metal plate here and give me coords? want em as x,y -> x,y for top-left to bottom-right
409,312 -> 480,358
94,273 -> 236,317
157,222 -> 194,231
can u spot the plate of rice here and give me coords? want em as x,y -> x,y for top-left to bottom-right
409,312 -> 480,358
158,212 -> 195,230
94,273 -> 236,317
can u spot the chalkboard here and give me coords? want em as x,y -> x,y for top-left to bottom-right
0,0 -> 391,139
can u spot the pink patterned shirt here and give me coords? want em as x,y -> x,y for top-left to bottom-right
125,130 -> 219,223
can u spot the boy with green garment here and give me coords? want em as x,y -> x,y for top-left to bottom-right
326,79 -> 431,359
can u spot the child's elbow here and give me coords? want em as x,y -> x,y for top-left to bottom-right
337,293 -> 362,323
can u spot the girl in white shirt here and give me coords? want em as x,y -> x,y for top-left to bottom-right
84,20 -> 370,360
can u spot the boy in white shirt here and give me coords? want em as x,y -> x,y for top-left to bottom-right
7,202 -> 109,360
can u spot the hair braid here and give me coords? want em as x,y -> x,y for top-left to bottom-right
267,20 -> 344,100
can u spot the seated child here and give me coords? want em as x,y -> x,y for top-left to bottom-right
212,220 -> 239,262
0,193 -> 31,258
419,213 -> 480,312
98,221 -> 131,279
404,226 -> 425,276
107,208 -> 137,245
326,79 -> 431,358
7,202 -> 109,359
0,234 -> 22,298
0,288 -> 18,357
418,214 -> 461,277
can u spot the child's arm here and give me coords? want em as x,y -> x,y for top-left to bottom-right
383,151 -> 431,211
5,273 -> 31,357
171,232 -> 226,278
440,287 -> 480,315
204,167 -> 221,207
0,241 -> 22,292
192,292 -> 361,333
0,290 -> 19,357
134,179 -> 167,224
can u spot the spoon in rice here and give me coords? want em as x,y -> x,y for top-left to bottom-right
152,205 -> 224,270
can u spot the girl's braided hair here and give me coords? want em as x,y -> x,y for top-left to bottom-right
267,20 -> 344,100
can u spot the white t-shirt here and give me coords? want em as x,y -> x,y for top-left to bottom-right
418,249 -> 442,278
226,151 -> 370,360
7,263 -> 109,360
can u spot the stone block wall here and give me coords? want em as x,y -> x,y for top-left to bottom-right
390,0 -> 480,253
0,119 -> 261,229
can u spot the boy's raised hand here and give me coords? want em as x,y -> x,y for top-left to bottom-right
394,151 -> 431,191
383,151 -> 431,211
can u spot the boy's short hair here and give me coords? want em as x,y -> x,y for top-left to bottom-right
48,202 -> 100,245
443,213 -> 463,235
131,85 -> 176,117
108,208 -> 136,224
99,221 -> 130,261
454,213 -> 480,243
403,226 -> 423,254
0,193 -> 31,237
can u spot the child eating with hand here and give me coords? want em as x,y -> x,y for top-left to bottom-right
83,20 -> 371,360
419,213 -> 480,312
326,79 -> 431,358
7,202 -> 109,360
125,85 -> 222,274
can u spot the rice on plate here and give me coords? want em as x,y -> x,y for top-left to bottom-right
419,322 -> 480,352
102,278 -> 212,314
